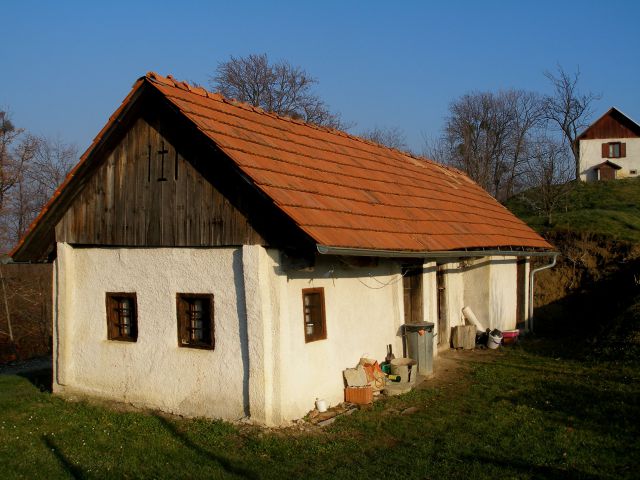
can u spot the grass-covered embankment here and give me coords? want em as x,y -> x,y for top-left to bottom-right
507,177 -> 640,242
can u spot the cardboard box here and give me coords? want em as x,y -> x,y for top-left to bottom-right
452,325 -> 476,349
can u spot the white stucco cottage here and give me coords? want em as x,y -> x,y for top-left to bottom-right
11,73 -> 554,425
578,107 -> 640,181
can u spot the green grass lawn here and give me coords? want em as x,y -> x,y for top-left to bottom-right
1,341 -> 638,479
506,177 -> 640,242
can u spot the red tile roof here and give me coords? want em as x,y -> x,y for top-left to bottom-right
11,73 -> 553,259
145,73 -> 551,251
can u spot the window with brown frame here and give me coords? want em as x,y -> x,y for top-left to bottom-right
176,294 -> 214,349
302,288 -> 327,343
602,142 -> 626,158
106,293 -> 138,342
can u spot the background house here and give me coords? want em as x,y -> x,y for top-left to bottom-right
11,73 -> 554,425
578,107 -> 640,181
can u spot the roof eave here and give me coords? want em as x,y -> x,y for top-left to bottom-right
316,244 -> 558,259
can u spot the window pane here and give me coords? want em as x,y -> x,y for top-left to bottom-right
106,293 -> 137,342
609,143 -> 620,158
177,294 -> 214,349
189,300 -> 204,341
302,289 -> 326,342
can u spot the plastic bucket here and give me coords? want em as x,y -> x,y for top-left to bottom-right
487,332 -> 502,349
390,358 -> 417,383
502,329 -> 520,345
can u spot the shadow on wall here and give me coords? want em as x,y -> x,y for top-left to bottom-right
232,250 -> 250,418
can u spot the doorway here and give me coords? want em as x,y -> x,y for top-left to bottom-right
436,265 -> 448,346
516,259 -> 527,330
402,267 -> 423,325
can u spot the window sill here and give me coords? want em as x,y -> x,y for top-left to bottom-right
178,342 -> 215,350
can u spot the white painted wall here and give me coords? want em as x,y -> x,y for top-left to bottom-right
442,262 -> 465,343
488,257 -> 518,331
580,138 -> 640,181
53,243 -> 526,425
274,256 -> 405,421
462,258 -> 491,327
53,243 -> 249,420
438,257 -> 522,342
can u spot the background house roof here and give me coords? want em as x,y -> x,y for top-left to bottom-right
11,73 -> 553,260
577,107 -> 640,141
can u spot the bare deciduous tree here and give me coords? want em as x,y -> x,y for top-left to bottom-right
0,111 -> 77,251
211,53 -> 347,129
360,126 -> 408,150
521,137 -> 575,225
543,65 -> 600,180
0,111 -> 25,214
438,89 -> 544,200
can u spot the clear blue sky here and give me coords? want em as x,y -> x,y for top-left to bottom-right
1,0 -> 638,155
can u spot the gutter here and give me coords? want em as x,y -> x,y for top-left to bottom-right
527,253 -> 558,333
316,244 -> 558,259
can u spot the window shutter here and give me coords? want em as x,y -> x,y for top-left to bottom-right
177,296 -> 188,345
106,296 -> 116,339
601,143 -> 608,158
621,143 -> 626,158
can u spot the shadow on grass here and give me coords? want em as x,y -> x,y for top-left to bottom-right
19,367 -> 52,393
529,258 -> 640,364
463,454 -> 602,480
42,435 -> 86,479
154,414 -> 258,479
495,377 -> 639,437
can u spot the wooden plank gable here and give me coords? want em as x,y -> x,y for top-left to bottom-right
579,108 -> 640,140
55,117 -> 266,247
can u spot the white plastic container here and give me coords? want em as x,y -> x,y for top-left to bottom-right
487,331 -> 502,349
315,398 -> 328,412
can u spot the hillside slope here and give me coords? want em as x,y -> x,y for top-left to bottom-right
507,179 -> 640,361
506,177 -> 640,242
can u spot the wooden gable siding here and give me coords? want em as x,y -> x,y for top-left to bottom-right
55,117 -> 265,247
580,111 -> 640,140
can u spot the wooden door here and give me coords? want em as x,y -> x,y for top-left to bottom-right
516,259 -> 526,329
436,265 -> 447,346
598,165 -> 617,181
402,267 -> 423,324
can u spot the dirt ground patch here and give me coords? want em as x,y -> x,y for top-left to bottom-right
419,346 -> 505,389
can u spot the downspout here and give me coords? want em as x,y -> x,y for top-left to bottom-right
527,253 -> 558,333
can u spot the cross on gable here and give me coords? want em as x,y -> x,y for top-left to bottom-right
157,141 -> 168,182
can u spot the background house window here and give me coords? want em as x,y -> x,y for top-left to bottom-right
177,294 -> 214,349
602,142 -> 626,158
302,288 -> 327,343
106,293 -> 138,341
609,142 -> 621,158
631,170 -> 638,175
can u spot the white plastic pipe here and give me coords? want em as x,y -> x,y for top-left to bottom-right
527,254 -> 558,333
462,306 -> 484,333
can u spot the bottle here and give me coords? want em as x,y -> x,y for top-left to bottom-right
385,344 -> 395,363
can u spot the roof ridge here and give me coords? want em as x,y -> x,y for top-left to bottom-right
143,72 -> 460,174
